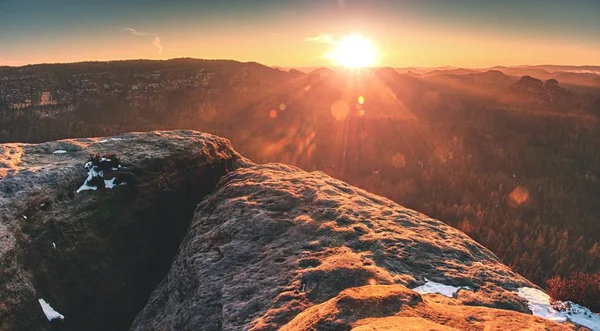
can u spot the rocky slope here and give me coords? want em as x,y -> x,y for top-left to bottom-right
1,131 -> 593,331
131,163 -> 587,330
0,131 -> 251,331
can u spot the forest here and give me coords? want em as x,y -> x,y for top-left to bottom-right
1,60 -> 600,304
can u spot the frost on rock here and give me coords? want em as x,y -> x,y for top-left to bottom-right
517,287 -> 600,330
53,150 -> 68,154
412,279 -> 471,298
38,298 -> 65,321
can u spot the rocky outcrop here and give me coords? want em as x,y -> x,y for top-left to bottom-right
2,131 -> 590,331
0,131 -> 252,331
131,163 -> 577,330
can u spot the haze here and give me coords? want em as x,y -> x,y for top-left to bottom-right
1,0 -> 599,67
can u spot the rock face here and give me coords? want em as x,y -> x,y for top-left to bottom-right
0,131 -> 252,331
131,163 -> 574,330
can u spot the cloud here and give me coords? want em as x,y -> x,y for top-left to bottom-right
125,28 -> 148,36
152,37 -> 163,55
124,27 -> 162,55
305,34 -> 335,44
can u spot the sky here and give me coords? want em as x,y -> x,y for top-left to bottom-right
0,0 -> 599,67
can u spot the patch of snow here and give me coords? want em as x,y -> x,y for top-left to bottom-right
98,139 -> 108,143
104,178 -> 116,189
38,298 -> 64,321
52,242 -> 56,249
77,159 -> 121,193
517,287 -> 600,330
76,163 -> 102,193
110,137 -> 123,141
412,279 -> 471,298
119,182 -> 127,186
53,150 -> 68,154
517,287 -> 566,322
23,215 -> 27,219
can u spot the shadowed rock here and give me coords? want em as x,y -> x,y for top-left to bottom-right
0,130 -> 252,331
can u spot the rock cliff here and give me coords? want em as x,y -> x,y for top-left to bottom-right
1,131 -> 594,331
0,131 -> 251,331
131,163 -> 589,330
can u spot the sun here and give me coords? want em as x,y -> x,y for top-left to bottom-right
327,34 -> 377,68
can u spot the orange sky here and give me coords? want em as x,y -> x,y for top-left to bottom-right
1,0 -> 599,67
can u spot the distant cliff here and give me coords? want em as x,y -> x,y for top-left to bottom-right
0,131 -> 597,331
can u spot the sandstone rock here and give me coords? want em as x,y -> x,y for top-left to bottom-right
131,163 -> 574,330
0,131 -> 251,331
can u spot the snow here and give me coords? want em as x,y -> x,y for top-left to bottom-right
52,242 -> 56,249
53,150 -> 67,154
23,215 -> 27,219
517,287 -> 566,322
98,137 -> 123,142
517,287 -> 600,330
77,158 -> 122,193
104,178 -> 116,189
412,279 -> 471,298
38,298 -> 64,321
76,164 -> 102,193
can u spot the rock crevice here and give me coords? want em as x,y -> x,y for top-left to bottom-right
0,131 -> 252,331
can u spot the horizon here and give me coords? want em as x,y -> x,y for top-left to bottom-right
1,0 -> 599,67
2,57 -> 600,71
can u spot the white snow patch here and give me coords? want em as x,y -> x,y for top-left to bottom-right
52,242 -> 56,249
104,178 -> 116,189
53,150 -> 68,154
23,215 -> 27,219
76,164 -> 102,193
77,158 -> 123,193
517,287 -> 600,330
98,139 -> 108,143
110,137 -> 123,141
517,287 -> 566,322
38,298 -> 64,321
412,279 -> 471,298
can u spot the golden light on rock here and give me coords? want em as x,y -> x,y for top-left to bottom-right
358,96 -> 365,105
279,103 -> 287,111
392,153 -> 406,168
269,110 -> 278,118
368,278 -> 377,285
331,100 -> 350,120
358,109 -> 366,116
508,186 -> 529,208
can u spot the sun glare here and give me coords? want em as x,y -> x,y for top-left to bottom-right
327,34 -> 377,68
